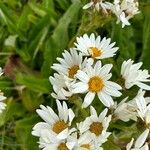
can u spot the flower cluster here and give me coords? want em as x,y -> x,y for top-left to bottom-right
32,100 -> 111,149
32,33 -> 150,149
83,0 -> 139,28
0,67 -> 6,113
50,33 -> 121,108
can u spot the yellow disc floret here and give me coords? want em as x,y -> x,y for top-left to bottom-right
52,120 -> 68,134
88,76 -> 104,92
89,122 -> 103,136
68,65 -> 79,78
89,47 -> 102,58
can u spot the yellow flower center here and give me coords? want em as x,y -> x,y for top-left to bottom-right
89,47 -> 102,58
52,120 -> 68,134
81,144 -> 90,149
68,65 -> 79,78
89,122 -> 103,136
88,76 -> 104,92
58,143 -> 69,150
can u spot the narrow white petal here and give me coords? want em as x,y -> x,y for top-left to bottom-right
90,106 -> 98,116
76,70 -> 89,82
98,108 -> 108,122
72,82 -> 88,93
126,138 -> 134,150
83,2 -> 93,9
136,82 -> 150,91
98,92 -> 114,107
82,92 -> 95,108
57,128 -> 69,140
134,129 -> 149,148
68,109 -> 75,125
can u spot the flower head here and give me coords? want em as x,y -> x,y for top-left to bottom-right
107,0 -> 139,28
112,97 -> 138,122
38,130 -> 76,150
73,132 -> 99,150
121,59 -> 150,90
49,73 -> 73,100
32,100 -> 75,140
51,49 -> 87,80
136,90 -> 150,129
77,107 -> 111,145
75,33 -> 119,60
83,0 -> 110,13
72,61 -> 122,108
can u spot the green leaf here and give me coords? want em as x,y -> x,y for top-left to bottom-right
55,0 -> 70,11
0,99 -> 26,127
17,5 -> 32,33
41,1 -> 81,76
141,5 -> 150,69
0,2 -> 18,33
16,73 -> 51,93
21,89 -> 44,112
103,140 -> 121,150
0,77 -> 13,91
15,115 -> 39,150
27,14 -> 50,59
52,1 -> 81,50
111,23 -> 136,60
28,2 -> 46,17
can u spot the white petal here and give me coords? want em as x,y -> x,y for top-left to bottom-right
76,70 -> 89,82
136,82 -> 150,91
82,92 -> 95,108
126,138 -> 134,150
90,106 -> 98,116
72,82 -> 88,93
83,2 -> 94,9
57,128 -> 69,140
98,92 -> 114,107
99,108 -> 108,122
68,109 -> 75,125
134,129 -> 149,148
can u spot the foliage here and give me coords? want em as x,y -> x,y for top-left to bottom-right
0,0 -> 149,149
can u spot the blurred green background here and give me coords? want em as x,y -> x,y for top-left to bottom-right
0,0 -> 150,149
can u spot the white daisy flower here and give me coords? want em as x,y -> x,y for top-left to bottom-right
72,61 -> 122,108
121,59 -> 150,90
49,73 -> 73,100
112,90 -> 150,122
126,129 -> 149,150
112,97 -> 138,122
51,49 -> 87,79
121,0 -> 139,18
50,49 -> 93,100
108,0 -> 139,28
32,100 -> 75,140
77,107 -> 111,145
75,33 -> 119,60
73,132 -> 100,150
83,0 -> 111,13
114,89 -> 150,122
136,90 -> 150,128
38,130 -> 76,150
